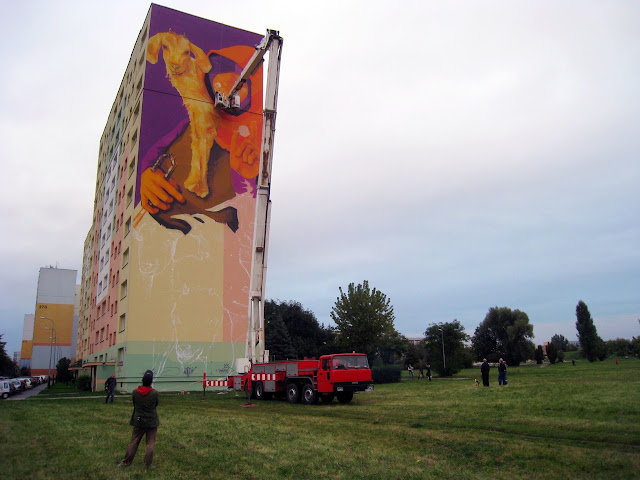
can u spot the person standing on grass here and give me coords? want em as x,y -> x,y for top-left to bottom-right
480,358 -> 490,387
426,364 -> 432,381
105,374 -> 117,403
498,358 -> 507,386
408,364 -> 414,379
119,370 -> 159,469
418,364 -> 424,379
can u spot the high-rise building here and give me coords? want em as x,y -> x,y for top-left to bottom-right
20,267 -> 78,376
77,4 -> 264,391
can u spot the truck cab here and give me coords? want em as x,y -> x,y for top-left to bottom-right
316,353 -> 373,404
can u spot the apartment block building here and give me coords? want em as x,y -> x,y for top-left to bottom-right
20,267 -> 78,376
77,4 -> 264,391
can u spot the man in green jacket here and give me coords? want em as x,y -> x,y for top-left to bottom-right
119,370 -> 159,468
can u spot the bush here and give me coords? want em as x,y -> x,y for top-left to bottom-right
372,365 -> 402,384
76,375 -> 92,392
557,350 -> 565,362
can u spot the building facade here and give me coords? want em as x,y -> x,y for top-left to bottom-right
20,267 -> 78,376
77,4 -> 264,392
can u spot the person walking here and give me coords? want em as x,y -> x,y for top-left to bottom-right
105,374 -> 117,403
418,364 -> 424,379
480,358 -> 490,387
408,364 -> 414,379
426,364 -> 432,381
498,358 -> 507,386
119,370 -> 159,469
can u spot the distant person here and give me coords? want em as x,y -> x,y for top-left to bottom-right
119,370 -> 159,469
572,359 -> 575,366
426,364 -> 432,381
480,358 -> 490,387
408,364 -> 414,379
105,374 -> 117,403
498,358 -> 507,386
418,364 -> 424,379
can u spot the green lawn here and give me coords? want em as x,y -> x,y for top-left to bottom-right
1,359 -> 638,479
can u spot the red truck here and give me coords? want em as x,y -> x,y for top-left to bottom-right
204,353 -> 374,404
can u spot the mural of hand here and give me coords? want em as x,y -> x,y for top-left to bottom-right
140,168 -> 185,214
229,121 -> 260,179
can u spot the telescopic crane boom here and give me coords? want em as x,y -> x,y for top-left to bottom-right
216,29 -> 282,371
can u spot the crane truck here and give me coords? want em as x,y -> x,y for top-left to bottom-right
204,353 -> 374,404
206,30 -> 374,404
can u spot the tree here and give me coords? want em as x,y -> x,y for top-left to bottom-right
575,300 -> 604,362
550,334 -> 570,352
546,342 -> 558,364
605,338 -> 631,357
404,340 -> 425,368
0,334 -> 18,377
265,313 -> 297,360
330,281 -> 398,364
56,357 -> 73,384
471,307 -> 535,365
424,320 -> 469,377
19,366 -> 31,377
534,345 -> 545,364
377,331 -> 407,365
557,350 -> 565,362
265,300 -> 335,359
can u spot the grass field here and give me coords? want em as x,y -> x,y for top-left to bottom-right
1,359 -> 638,479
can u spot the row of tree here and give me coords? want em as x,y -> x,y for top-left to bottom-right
264,281 -> 639,377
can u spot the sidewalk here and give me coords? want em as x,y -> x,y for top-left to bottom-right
6,383 -> 48,400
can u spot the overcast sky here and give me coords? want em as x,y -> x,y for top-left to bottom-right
1,1 -> 638,356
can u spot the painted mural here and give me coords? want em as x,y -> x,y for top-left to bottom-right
128,6 -> 263,389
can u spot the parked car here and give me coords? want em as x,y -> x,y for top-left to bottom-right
16,377 -> 32,389
0,380 -> 11,399
9,379 -> 23,393
30,376 -> 41,386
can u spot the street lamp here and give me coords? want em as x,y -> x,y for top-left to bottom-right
39,317 -> 55,387
438,326 -> 446,374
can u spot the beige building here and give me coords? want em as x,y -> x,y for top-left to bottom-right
76,5 -> 265,392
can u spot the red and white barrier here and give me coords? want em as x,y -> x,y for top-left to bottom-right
203,373 -> 229,389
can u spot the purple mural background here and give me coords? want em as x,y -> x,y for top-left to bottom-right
136,4 -> 263,205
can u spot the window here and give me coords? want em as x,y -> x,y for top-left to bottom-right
120,280 -> 128,299
123,248 -> 129,266
129,156 -> 136,177
124,217 -> 131,236
119,313 -> 126,332
126,187 -> 133,206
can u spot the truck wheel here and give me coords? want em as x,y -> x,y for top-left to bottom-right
254,382 -> 265,400
301,384 -> 318,405
286,382 -> 300,404
337,391 -> 354,404
320,393 -> 334,404
1,392 -> 8,399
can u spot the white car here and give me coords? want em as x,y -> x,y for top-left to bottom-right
16,377 -> 32,389
0,380 -> 11,399
9,379 -> 23,393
